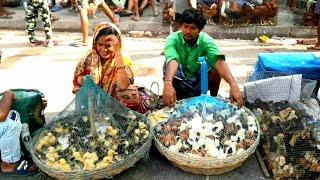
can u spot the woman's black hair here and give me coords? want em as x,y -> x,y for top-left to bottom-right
180,9 -> 207,31
95,26 -> 120,42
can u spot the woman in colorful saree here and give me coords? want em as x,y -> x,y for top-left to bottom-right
73,22 -> 134,97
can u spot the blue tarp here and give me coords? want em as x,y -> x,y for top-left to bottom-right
251,52 -> 320,80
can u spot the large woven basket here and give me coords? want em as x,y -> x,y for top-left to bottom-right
154,107 -> 260,175
30,120 -> 153,180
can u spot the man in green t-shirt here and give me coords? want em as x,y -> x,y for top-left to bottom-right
162,8 -> 243,108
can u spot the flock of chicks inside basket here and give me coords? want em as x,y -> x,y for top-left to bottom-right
34,111 -> 150,172
254,107 -> 320,178
155,104 -> 259,158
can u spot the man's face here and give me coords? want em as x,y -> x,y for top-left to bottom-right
181,23 -> 200,42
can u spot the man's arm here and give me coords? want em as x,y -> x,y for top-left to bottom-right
0,91 -> 14,122
163,60 -> 179,107
215,60 -> 243,108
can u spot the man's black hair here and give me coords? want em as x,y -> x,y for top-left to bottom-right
95,27 -> 120,42
180,9 -> 207,30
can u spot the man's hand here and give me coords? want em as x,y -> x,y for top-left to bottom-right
163,81 -> 176,107
229,85 -> 243,109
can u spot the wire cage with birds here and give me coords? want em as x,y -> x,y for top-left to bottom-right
219,0 -> 280,26
30,75 -> 153,179
244,71 -> 320,179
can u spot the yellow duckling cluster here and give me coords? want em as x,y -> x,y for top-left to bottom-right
36,132 -> 56,151
45,147 -> 71,172
83,152 -> 99,171
148,110 -> 169,126
133,122 -> 150,144
45,146 -> 60,165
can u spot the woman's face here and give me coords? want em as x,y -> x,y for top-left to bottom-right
96,34 -> 118,60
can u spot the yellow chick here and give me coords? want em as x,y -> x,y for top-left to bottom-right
83,162 -> 95,171
134,129 -> 141,135
112,144 -> 119,151
109,129 -> 118,137
35,143 -> 43,151
142,130 -> 150,139
96,161 -> 110,169
47,156 -> 56,162
104,140 -> 110,147
134,136 -> 140,144
55,126 -> 64,134
48,136 -> 56,145
61,164 -> 71,172
107,126 -> 118,137
59,158 -> 68,165
98,134 -> 105,142
138,122 -> 147,129
107,149 -> 116,156
103,156 -> 113,163
47,146 -> 56,153
73,151 -> 84,162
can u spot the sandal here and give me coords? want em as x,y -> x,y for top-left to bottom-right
0,14 -> 13,19
0,159 -> 38,176
118,10 -> 133,17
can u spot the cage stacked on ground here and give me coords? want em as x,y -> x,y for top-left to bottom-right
30,76 -> 153,179
149,95 -> 260,175
244,53 -> 320,179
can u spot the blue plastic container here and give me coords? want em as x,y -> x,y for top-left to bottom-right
251,52 -> 320,81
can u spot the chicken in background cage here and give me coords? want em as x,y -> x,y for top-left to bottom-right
244,72 -> 320,179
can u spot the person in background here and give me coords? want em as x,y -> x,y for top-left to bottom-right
171,0 -> 196,32
129,0 -> 159,21
0,91 -> 38,176
0,0 -> 15,19
309,0 -> 320,50
25,0 -> 55,47
162,9 -> 243,108
72,0 -> 119,46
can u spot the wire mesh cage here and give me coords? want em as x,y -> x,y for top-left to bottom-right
152,95 -> 260,175
30,76 -> 153,179
245,71 -> 320,179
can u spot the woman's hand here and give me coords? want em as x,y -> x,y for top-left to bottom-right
105,35 -> 121,54
163,81 -> 176,107
229,85 -> 243,109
